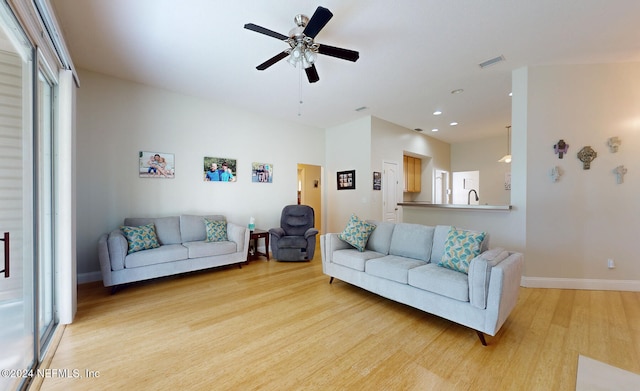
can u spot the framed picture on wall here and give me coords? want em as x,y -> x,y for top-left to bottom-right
373,171 -> 381,190
139,151 -> 175,178
337,170 -> 356,190
204,157 -> 237,182
251,162 -> 273,183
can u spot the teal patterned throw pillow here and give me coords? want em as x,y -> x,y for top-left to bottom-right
120,223 -> 160,254
438,227 -> 486,274
205,219 -> 227,242
338,214 -> 376,252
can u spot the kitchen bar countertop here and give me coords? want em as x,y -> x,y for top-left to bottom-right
398,202 -> 512,211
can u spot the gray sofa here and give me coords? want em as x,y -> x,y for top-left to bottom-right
98,214 -> 249,291
320,221 -> 524,345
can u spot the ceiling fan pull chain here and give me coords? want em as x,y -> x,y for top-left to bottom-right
298,65 -> 303,116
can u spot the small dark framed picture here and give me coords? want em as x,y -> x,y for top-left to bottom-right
373,171 -> 381,190
337,170 -> 355,190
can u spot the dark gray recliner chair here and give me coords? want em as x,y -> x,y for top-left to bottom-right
269,205 -> 319,261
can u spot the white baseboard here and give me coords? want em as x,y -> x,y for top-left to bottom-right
77,271 -> 102,284
521,277 -> 640,292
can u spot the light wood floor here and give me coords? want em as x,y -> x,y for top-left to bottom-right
38,256 -> 640,390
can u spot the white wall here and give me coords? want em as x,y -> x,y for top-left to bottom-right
451,135 -> 511,205
324,116 -> 372,232
76,70 -> 325,278
523,63 -> 640,283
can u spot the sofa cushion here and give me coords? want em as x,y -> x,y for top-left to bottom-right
338,214 -> 377,252
124,244 -> 188,268
333,249 -> 385,272
430,225 -> 452,263
180,215 -> 225,243
205,219 -> 228,242
365,255 -> 427,284
468,248 -> 510,309
365,220 -> 395,254
120,223 -> 160,254
182,241 -> 237,258
408,263 -> 469,302
388,223 -> 435,262
124,216 -> 181,245
438,227 -> 487,274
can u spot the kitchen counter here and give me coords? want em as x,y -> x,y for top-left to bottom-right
399,202 -> 512,211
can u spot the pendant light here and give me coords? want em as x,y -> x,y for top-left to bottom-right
498,125 -> 512,163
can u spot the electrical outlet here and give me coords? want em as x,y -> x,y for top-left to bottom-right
607,259 -> 615,269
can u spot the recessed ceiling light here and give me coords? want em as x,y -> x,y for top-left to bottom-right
414,128 -> 423,132
451,89 -> 464,94
433,110 -> 442,116
449,122 -> 458,126
508,92 -> 512,97
431,128 -> 439,132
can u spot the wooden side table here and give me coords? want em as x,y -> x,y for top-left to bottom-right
247,229 -> 270,261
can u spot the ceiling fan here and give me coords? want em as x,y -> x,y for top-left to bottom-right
244,6 -> 359,83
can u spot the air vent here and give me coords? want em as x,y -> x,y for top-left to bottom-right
355,106 -> 368,112
479,55 -> 505,69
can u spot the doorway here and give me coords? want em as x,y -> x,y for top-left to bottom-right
297,164 -> 322,234
434,170 -> 450,204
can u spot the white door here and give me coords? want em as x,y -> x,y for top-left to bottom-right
383,161 -> 400,222
434,170 -> 450,204
452,171 -> 480,205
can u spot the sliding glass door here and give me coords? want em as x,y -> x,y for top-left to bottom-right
0,5 -> 36,391
0,3 -> 58,391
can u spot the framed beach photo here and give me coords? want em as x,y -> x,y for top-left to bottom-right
139,151 -> 175,178
251,162 -> 273,183
204,157 -> 237,182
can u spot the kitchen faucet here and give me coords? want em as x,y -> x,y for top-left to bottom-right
467,189 -> 479,205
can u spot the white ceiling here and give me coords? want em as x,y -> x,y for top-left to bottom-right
50,0 -> 640,143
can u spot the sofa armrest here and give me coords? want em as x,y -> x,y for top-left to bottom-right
227,222 -> 248,254
483,252 -> 524,335
97,233 -> 114,287
106,229 -> 127,271
468,248 -> 509,309
304,228 -> 319,239
320,233 -> 351,265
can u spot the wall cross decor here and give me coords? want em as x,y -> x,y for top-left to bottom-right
613,165 -> 627,184
577,146 -> 597,169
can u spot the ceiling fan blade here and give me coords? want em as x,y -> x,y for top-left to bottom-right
302,6 -> 333,38
244,23 -> 288,41
256,51 -> 289,71
305,65 -> 319,83
318,44 -> 359,62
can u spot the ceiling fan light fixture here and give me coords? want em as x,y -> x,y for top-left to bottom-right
304,49 -> 316,64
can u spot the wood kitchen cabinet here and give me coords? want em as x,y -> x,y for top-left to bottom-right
403,155 -> 421,193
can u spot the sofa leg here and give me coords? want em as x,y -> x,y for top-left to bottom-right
476,331 -> 488,346
110,285 -> 119,295
329,277 -> 334,284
